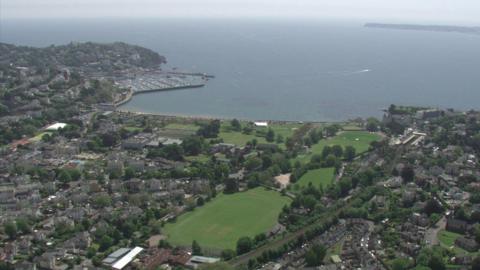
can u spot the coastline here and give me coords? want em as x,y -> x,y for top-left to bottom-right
114,108 -> 349,125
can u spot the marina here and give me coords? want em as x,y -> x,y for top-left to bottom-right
112,70 -> 212,108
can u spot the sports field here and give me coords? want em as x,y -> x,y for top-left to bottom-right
163,188 -> 291,250
295,167 -> 335,189
296,131 -> 381,163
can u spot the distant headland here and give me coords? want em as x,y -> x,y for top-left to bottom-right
365,23 -> 480,35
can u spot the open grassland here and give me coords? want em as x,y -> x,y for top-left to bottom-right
219,122 -> 301,147
163,188 -> 291,250
296,131 -> 381,163
294,167 -> 335,189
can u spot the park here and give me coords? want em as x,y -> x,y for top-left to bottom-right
163,188 -> 291,250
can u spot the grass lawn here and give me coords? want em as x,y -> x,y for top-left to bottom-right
268,123 -> 302,138
296,131 -> 381,163
219,131 -> 267,146
437,230 -> 479,256
185,154 -> 211,163
164,123 -> 200,131
295,167 -> 335,189
219,122 -> 301,147
438,230 -> 462,247
123,126 -> 143,132
29,132 -> 52,142
163,188 -> 291,250
324,239 -> 344,263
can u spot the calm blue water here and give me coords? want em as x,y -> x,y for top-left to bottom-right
2,18 -> 480,121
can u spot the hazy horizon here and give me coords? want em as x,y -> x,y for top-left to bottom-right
1,0 -> 480,25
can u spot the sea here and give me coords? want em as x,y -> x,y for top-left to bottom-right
2,18 -> 480,121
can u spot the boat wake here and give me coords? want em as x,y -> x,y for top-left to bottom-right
326,69 -> 372,76
348,69 -> 371,75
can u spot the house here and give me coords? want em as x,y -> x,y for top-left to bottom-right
15,261 -> 37,270
35,252 -> 56,270
185,256 -> 220,269
103,248 -> 131,266
63,232 -> 91,253
45,122 -> 67,131
140,248 -> 172,270
254,121 -> 268,127
370,195 -> 386,209
455,237 -> 478,252
446,219 -> 469,234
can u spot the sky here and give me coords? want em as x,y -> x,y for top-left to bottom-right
1,0 -> 480,24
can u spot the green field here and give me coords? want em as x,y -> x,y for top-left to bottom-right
219,122 -> 301,147
295,167 -> 335,189
438,230 -> 462,247
163,188 -> 291,250
219,132 -> 268,146
123,126 -> 143,132
164,123 -> 200,131
296,131 -> 381,163
29,132 -> 52,142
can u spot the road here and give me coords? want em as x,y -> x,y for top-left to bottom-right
424,216 -> 446,246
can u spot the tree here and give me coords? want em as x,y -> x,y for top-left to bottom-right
416,247 -> 446,270
236,236 -> 253,255
16,218 -> 30,234
325,154 -> 337,167
68,169 -> 81,181
161,144 -> 184,161
101,132 -> 119,147
305,244 -> 326,266
474,225 -> 480,244
344,145 -> 356,161
58,169 -> 72,183
224,178 -> 239,194
401,165 -> 415,183
197,197 -> 205,206
192,240 -> 203,255
245,156 -> 262,171
366,117 -> 380,132
325,125 -> 339,137
321,146 -> 332,159
424,198 -> 443,216
231,119 -> 241,131
276,134 -> 284,144
41,133 -> 52,142
331,145 -> 343,157
124,167 -> 135,180
99,235 -> 113,252
221,249 -> 236,260
199,262 -> 234,270
182,136 -> 204,156
392,258 -> 411,270
197,120 -> 221,138
4,221 -> 17,240
285,137 -> 295,150
472,256 -> 480,270
266,128 -> 275,142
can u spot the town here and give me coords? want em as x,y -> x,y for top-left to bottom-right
1,42 -> 480,270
